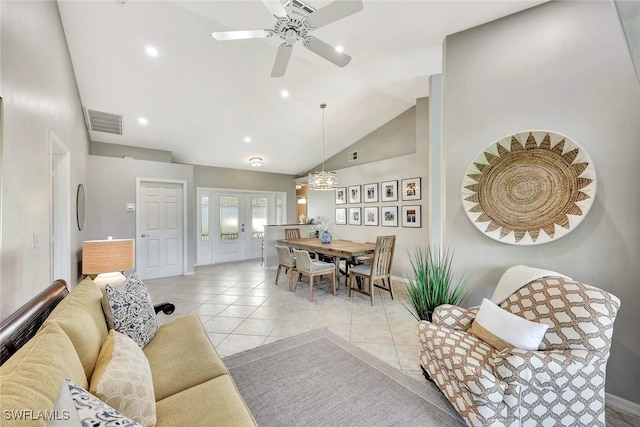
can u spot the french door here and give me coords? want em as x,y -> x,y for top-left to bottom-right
197,188 -> 282,264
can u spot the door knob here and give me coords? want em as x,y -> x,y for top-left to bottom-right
141,234 -> 148,238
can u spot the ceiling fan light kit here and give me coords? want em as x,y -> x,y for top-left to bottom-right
309,103 -> 338,191
211,0 -> 363,77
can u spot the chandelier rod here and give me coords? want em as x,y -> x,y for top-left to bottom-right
321,103 -> 326,172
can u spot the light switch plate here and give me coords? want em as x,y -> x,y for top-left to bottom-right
125,203 -> 136,212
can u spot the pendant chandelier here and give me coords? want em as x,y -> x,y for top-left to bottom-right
309,103 -> 338,191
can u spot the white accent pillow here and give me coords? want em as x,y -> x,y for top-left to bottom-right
90,330 -> 156,426
469,298 -> 549,351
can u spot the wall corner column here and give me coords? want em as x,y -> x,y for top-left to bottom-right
428,74 -> 444,249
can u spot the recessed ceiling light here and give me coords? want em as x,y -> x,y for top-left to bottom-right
244,136 -> 251,143
280,90 -> 290,98
138,117 -> 148,125
145,46 -> 158,57
335,45 -> 344,53
249,156 -> 263,167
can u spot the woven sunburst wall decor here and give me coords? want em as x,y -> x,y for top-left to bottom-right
461,131 -> 596,245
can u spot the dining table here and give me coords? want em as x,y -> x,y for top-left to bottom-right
276,237 -> 375,284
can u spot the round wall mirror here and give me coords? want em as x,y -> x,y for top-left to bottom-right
76,184 -> 85,231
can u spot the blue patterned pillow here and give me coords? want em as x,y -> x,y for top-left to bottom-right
49,379 -> 142,427
105,273 -> 158,348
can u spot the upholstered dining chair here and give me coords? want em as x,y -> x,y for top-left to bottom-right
348,235 -> 395,305
274,244 -> 296,291
292,249 -> 336,301
284,227 -> 318,259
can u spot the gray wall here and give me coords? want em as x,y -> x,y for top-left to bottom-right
307,105 -> 417,174
306,97 -> 429,278
0,0 -> 90,319
87,155 -> 196,274
91,141 -> 172,163
194,165 -> 298,224
443,1 -> 640,403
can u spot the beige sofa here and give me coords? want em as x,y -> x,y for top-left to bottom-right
0,278 -> 257,427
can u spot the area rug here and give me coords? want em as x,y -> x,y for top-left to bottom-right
223,328 -> 465,427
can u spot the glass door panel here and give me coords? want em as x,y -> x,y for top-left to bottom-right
196,188 -> 213,265
220,196 -> 239,240
251,197 -> 268,238
247,197 -> 268,260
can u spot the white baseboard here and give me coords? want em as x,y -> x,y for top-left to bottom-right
606,392 -> 640,417
391,275 -> 408,284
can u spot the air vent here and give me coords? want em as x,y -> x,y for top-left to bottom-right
348,151 -> 358,162
83,108 -> 123,135
285,0 -> 315,15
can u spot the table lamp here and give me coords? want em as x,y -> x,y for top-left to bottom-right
82,237 -> 135,288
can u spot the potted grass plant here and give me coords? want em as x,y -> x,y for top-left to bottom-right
404,246 -> 468,322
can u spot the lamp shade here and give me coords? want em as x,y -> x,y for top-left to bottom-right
82,239 -> 135,274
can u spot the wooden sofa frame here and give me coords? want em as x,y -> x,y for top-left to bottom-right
0,279 -> 175,365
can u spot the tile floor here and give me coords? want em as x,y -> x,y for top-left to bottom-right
145,259 -> 639,427
145,259 -> 423,381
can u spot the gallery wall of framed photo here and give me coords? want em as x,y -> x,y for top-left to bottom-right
334,177 -> 422,228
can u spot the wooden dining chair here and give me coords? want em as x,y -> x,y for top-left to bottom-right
274,244 -> 296,291
292,249 -> 336,301
348,235 -> 396,305
284,228 -> 301,239
285,227 -> 318,259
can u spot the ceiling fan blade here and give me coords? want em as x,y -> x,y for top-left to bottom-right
306,0 -> 363,29
261,0 -> 288,18
303,36 -> 351,67
271,44 -> 293,77
212,30 -> 271,41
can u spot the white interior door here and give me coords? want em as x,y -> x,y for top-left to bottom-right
137,180 -> 184,279
210,191 -> 272,264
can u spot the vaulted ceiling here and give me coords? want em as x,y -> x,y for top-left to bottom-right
58,0 -> 546,175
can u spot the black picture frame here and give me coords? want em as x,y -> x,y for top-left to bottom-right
401,205 -> 422,228
348,185 -> 361,204
364,207 -> 379,226
335,207 -> 347,225
336,187 -> 346,205
381,206 -> 398,227
363,183 -> 378,203
401,177 -> 422,201
381,180 -> 398,202
348,207 -> 362,225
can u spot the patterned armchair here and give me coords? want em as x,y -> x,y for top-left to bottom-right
417,276 -> 620,427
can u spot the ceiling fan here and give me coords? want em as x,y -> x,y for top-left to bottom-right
212,0 -> 364,77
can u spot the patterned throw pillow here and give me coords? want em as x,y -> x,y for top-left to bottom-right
469,298 -> 549,351
105,273 -> 158,348
49,378 -> 142,427
90,330 -> 156,427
